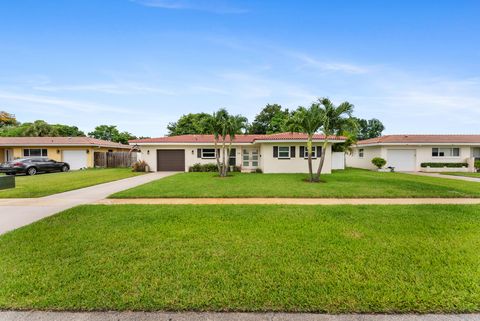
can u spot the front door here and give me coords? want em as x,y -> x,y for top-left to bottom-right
5,149 -> 13,162
242,148 -> 259,170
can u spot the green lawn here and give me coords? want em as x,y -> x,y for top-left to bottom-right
1,204 -> 479,312
442,172 -> 480,178
111,168 -> 480,198
0,169 -> 143,198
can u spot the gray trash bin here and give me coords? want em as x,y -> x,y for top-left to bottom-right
0,175 -> 15,190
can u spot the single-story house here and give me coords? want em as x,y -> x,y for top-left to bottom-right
346,135 -> 480,172
129,132 -> 346,173
0,137 -> 131,170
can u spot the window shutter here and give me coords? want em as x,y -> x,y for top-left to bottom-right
273,146 -> 278,158
197,149 -> 201,158
317,146 -> 322,157
290,146 -> 296,158
300,146 -> 305,157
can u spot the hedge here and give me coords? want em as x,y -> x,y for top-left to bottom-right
420,162 -> 468,168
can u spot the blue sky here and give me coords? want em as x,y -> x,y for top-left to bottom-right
0,0 -> 479,137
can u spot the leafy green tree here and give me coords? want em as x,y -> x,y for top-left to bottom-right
23,120 -> 59,137
88,125 -> 136,144
52,124 -> 85,137
354,117 -> 385,140
249,104 -> 290,134
167,113 -> 213,136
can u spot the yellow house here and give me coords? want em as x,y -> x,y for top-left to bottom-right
0,137 -> 131,169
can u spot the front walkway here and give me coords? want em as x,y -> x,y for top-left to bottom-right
0,172 -> 177,235
98,198 -> 480,205
0,311 -> 478,321
406,172 -> 480,182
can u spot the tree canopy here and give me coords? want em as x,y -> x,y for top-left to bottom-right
167,113 -> 213,136
0,111 -> 18,128
249,104 -> 290,134
88,125 -> 136,144
354,117 -> 385,140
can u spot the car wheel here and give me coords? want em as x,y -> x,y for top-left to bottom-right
61,165 -> 69,172
27,167 -> 37,176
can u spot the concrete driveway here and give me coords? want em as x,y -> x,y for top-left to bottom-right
0,172 -> 176,235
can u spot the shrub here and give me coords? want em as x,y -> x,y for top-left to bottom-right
189,163 -> 218,172
420,162 -> 468,168
371,157 -> 387,169
255,168 -> 263,173
229,166 -> 241,172
475,160 -> 480,171
132,160 -> 148,172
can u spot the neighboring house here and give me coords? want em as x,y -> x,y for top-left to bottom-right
129,132 -> 346,173
346,135 -> 480,172
0,137 -> 131,170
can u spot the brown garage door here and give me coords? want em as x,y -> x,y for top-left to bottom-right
157,150 -> 185,171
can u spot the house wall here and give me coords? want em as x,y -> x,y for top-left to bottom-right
347,145 -> 475,172
260,142 -> 333,174
137,144 -> 243,172
345,146 -> 381,170
9,146 -> 126,168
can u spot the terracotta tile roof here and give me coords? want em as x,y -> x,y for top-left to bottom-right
0,137 -> 131,149
358,135 -> 480,145
129,133 -> 346,144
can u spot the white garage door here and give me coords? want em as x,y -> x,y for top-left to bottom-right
62,150 -> 88,170
387,149 -> 416,172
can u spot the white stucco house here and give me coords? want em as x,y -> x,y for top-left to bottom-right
346,135 -> 480,172
129,132 -> 346,173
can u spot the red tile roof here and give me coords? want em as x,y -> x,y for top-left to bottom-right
129,133 -> 346,144
0,137 -> 131,149
358,135 -> 480,145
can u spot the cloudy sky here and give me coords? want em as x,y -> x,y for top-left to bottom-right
0,0 -> 479,137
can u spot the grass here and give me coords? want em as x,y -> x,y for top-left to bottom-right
111,168 -> 480,199
0,169 -> 143,198
442,172 -> 480,178
1,204 -> 480,312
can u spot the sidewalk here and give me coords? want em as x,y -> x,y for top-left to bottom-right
1,311 -> 479,321
406,172 -> 480,183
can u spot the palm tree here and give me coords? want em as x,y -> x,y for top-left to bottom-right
286,105 -> 323,182
207,109 -> 229,174
223,114 -> 248,176
314,98 -> 354,181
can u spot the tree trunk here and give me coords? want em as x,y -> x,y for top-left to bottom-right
214,139 -> 221,174
307,135 -> 313,182
314,139 -> 329,182
221,140 -> 227,177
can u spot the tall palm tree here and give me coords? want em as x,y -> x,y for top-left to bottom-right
286,105 -> 323,182
207,109 -> 229,174
223,114 -> 248,176
314,98 -> 354,181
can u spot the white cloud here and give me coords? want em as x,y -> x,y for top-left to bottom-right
33,82 -> 176,95
132,0 -> 248,14
291,53 -> 370,74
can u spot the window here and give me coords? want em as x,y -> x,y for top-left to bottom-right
432,148 -> 460,157
303,147 -> 316,158
229,148 -> 236,166
201,148 -> 216,159
358,148 -> 364,158
278,146 -> 290,159
23,149 -> 48,157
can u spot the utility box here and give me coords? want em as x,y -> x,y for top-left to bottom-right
0,176 -> 15,190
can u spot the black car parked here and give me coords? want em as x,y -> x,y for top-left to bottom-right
0,158 -> 70,176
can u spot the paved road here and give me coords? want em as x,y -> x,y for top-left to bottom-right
1,312 -> 479,321
0,172 -> 176,235
99,197 -> 480,205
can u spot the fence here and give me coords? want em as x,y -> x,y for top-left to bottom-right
94,152 -> 137,168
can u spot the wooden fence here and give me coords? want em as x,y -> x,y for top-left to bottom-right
94,152 -> 137,168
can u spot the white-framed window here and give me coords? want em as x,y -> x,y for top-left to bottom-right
201,148 -> 216,159
432,147 -> 460,157
303,147 -> 316,158
358,148 -> 364,158
278,146 -> 290,159
24,148 -> 48,157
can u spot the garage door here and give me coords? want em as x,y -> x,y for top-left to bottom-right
63,150 -> 88,170
387,149 -> 416,171
157,150 -> 185,171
